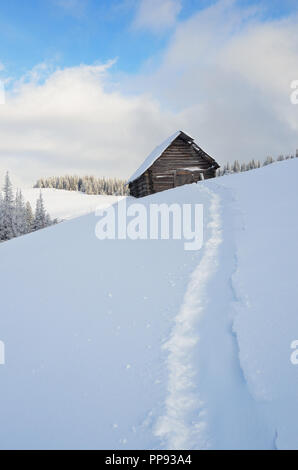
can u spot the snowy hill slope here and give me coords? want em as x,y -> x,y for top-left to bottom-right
216,160 -> 298,450
0,159 -> 297,449
22,188 -> 125,221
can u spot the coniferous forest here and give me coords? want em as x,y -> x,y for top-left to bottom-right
0,172 -> 57,243
3,150 -> 296,244
33,152 -> 298,195
34,175 -> 129,196
216,152 -> 298,177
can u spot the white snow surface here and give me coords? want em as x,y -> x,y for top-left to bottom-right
0,159 -> 298,449
22,188 -> 125,221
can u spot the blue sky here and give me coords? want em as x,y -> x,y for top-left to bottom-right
1,0 -> 297,80
0,0 -> 179,77
0,0 -> 298,184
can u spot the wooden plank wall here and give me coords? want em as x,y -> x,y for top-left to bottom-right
129,136 -> 218,198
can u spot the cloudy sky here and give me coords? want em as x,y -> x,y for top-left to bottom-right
0,0 -> 298,185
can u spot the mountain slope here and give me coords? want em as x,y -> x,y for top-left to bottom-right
217,160 -> 298,450
22,188 -> 125,221
0,159 -> 297,449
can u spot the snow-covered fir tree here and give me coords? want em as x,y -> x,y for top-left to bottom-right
14,190 -> 27,236
34,174 -> 129,196
1,172 -> 16,241
233,160 -> 241,173
25,201 -> 34,233
0,192 -> 4,240
33,192 -> 49,231
216,149 -> 297,178
0,173 -> 57,243
263,156 -> 275,166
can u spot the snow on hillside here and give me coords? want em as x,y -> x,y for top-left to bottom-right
22,188 -> 126,221
0,159 -> 297,450
216,160 -> 298,450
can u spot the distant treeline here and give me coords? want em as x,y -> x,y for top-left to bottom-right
34,175 -> 129,196
0,172 -> 57,243
216,151 -> 298,177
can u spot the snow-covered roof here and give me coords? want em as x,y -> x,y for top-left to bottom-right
127,131 -> 190,184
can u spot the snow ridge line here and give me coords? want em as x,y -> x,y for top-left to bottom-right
154,187 -> 223,450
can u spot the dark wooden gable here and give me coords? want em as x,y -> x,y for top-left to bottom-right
128,132 -> 219,198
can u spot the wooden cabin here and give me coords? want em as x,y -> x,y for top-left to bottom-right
128,130 -> 220,198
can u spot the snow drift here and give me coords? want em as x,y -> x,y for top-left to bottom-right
22,188 -> 124,221
0,159 -> 297,449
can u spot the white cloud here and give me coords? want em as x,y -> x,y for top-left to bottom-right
0,61 -> 182,185
133,0 -> 182,33
1,0 -> 298,186
127,0 -> 298,165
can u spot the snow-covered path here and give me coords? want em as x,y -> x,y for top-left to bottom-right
155,184 -> 275,449
155,188 -> 222,449
0,160 -> 298,449
0,183 -> 216,450
183,183 -> 274,449
215,162 -> 298,450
